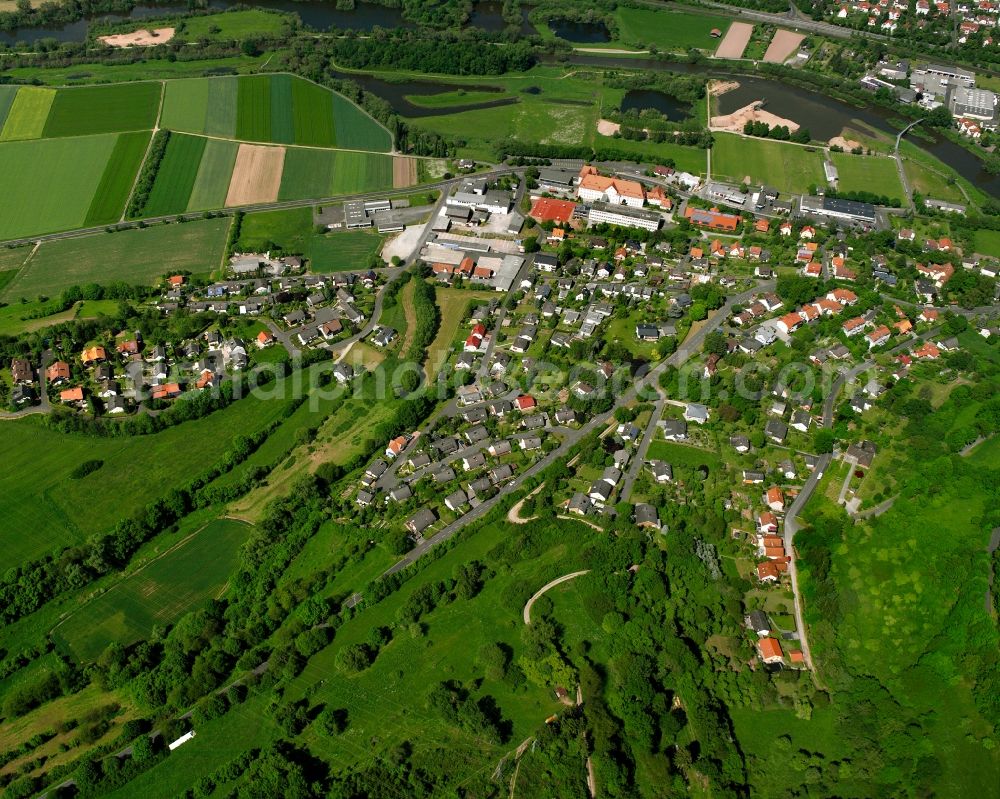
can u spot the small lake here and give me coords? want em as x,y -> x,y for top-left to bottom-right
549,18 -> 610,43
620,89 -> 690,122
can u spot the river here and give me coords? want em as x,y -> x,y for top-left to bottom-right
0,0 -> 534,44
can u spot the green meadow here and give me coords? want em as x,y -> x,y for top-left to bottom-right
2,218 -> 230,301
615,7 -> 733,51
830,151 -> 905,201
54,518 -> 254,662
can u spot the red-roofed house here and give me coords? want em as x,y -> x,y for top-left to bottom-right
256,330 -> 274,348
766,486 -> 785,512
515,395 -> 536,411
757,561 -> 780,583
385,435 -> 409,459
918,308 -> 939,323
867,325 -> 891,348
914,342 -> 940,359
777,312 -> 804,334
759,637 -> 784,664
60,386 -> 84,404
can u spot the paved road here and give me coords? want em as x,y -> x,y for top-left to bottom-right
620,392 -> 665,502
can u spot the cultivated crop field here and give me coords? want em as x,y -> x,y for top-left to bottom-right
2,217 -> 230,301
54,518 -> 254,662
144,133 -> 208,216
0,134 -> 124,240
83,131 -> 151,226
712,133 -> 825,194
160,74 -> 391,150
0,83 -> 159,141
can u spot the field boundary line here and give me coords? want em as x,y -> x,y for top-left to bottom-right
119,81 -> 165,223
0,240 -> 40,301
48,518 -> 252,637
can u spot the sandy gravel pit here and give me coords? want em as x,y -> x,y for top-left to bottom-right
710,101 -> 799,133
98,27 -> 175,47
225,144 -> 286,207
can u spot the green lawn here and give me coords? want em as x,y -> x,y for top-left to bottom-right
237,206 -> 385,271
646,439 -> 722,470
0,134 -> 118,240
974,228 -> 1000,258
2,217 -> 230,301
54,518 -> 254,662
0,394 -> 293,569
83,131 -> 151,226
425,287 -> 496,376
712,134 -> 825,194
615,7 -> 733,51
830,151 -> 904,201
144,133 -> 207,216
902,156 -> 966,204
42,82 -> 160,138
179,9 -> 290,41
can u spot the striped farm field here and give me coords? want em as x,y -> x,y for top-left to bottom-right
0,134 -> 118,239
0,85 -> 18,130
236,73 -> 272,142
0,86 -> 55,141
83,131 -> 151,226
277,148 -> 394,201
331,91 -> 391,151
291,75 -> 336,146
54,518 -> 254,662
144,133 -> 208,216
187,137 -> 239,211
42,82 -> 160,137
159,74 -> 390,150
206,75 -> 239,136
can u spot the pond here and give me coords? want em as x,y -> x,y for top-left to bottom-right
620,89 -> 690,122
549,18 -> 610,43
469,1 -> 535,35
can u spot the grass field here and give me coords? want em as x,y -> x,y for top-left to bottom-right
186,137 -> 240,211
42,82 -> 160,138
83,131 -> 151,226
712,134 -> 825,194
54,518 -> 254,662
425,287 -> 496,377
0,392 -> 293,569
902,156 -> 966,203
0,87 -> 55,141
615,7 -> 732,51
2,218 -> 230,301
0,84 -> 20,130
973,228 -> 1000,257
0,134 -> 119,240
646,439 -> 723,470
237,207 -> 385,271
144,133 -> 208,216
179,9 -> 290,41
830,151 -> 904,201
160,74 -> 391,151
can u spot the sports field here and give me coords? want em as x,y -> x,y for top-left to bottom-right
712,133 -> 825,194
54,518 -> 254,662
615,7 -> 732,51
0,134 -> 122,240
160,74 -> 391,150
830,151 -> 905,201
1,217 -> 230,301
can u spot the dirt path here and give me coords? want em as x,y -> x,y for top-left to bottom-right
507,483 -> 544,524
523,570 -> 590,624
